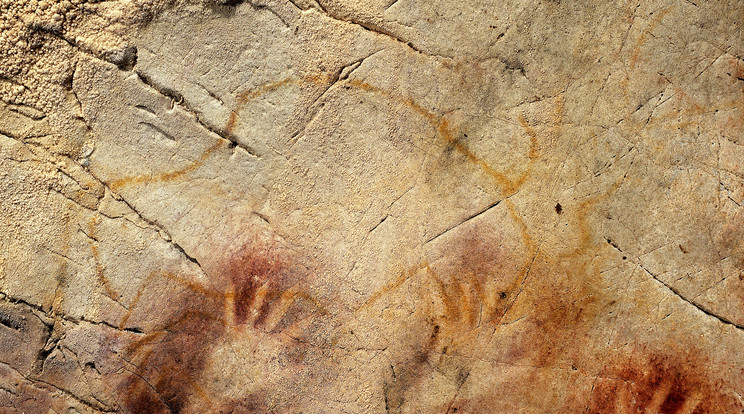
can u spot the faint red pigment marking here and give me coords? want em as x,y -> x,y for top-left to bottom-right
628,7 -> 673,71
109,234 -> 321,413
434,346 -> 741,414
363,159 -> 660,412
223,239 -> 295,328
111,56 -> 574,414
586,347 -> 741,414
85,215 -> 121,302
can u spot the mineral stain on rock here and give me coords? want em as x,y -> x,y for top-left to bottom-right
112,234 -> 320,413
587,348 -> 742,413
2,0 -> 744,412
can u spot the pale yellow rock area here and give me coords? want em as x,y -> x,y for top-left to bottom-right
1,0 -> 744,413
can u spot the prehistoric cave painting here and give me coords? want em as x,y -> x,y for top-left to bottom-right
107,232 -> 325,413
585,346 -> 742,414
108,73 -> 550,203
2,0 -> 744,412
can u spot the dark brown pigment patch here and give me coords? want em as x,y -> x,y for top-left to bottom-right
224,241 -> 293,328
114,235 -> 311,413
587,347 -> 742,413
118,278 -> 225,413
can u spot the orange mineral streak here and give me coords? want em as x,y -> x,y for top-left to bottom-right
346,77 -> 543,195
217,73 -> 609,413
361,145 -> 737,412
358,95 -> 565,349
111,69 -> 545,205
224,77 -> 298,134
499,173 -> 631,369
108,69 -> 636,412
85,215 -> 121,302
358,93 -> 563,316
226,74 -> 542,196
108,140 -> 224,191
627,7 -> 674,72
357,262 -> 429,312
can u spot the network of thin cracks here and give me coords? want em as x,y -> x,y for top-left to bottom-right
1,0 -> 743,411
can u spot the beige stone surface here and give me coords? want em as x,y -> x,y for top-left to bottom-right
1,0 -> 744,412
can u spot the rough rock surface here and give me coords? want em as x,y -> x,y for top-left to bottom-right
1,0 -> 744,412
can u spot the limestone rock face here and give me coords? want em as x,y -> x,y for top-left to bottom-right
1,0 -> 744,412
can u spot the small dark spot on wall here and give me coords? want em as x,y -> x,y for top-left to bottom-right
61,72 -> 73,90
555,203 -> 563,214
455,368 -> 470,386
679,244 -> 688,254
605,238 -> 622,252
0,311 -> 24,331
503,58 -> 526,76
109,46 -> 137,71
